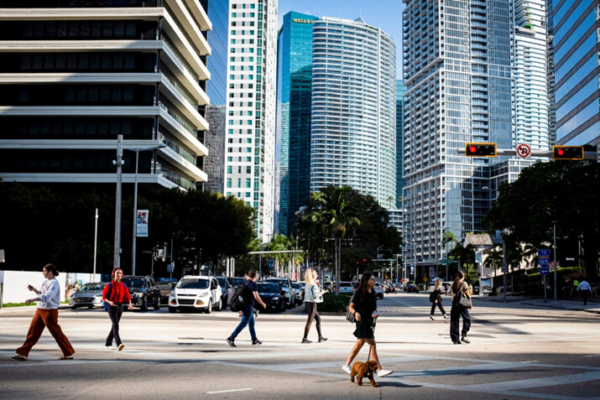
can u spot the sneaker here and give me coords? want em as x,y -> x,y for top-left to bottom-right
453,341 -> 462,345
301,338 -> 312,344
318,337 -> 328,343
252,339 -> 262,345
429,315 -> 435,321
377,369 -> 393,377
341,364 -> 351,374
443,314 -> 449,319
105,345 -> 115,350
226,337 -> 236,348
461,336 -> 470,344
118,344 -> 125,351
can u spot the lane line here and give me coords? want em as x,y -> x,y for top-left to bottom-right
206,388 -> 253,394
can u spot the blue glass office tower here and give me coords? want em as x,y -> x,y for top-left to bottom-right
277,12 -> 316,235
552,0 -> 600,145
202,0 -> 229,193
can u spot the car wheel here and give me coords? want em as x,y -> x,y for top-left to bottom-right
154,295 -> 161,310
279,300 -> 285,313
215,298 -> 222,311
88,305 -> 93,309
140,296 -> 148,312
168,307 -> 177,313
205,300 -> 212,314
70,306 -> 77,310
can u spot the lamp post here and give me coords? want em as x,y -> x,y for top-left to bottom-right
131,143 -> 167,276
552,220 -> 558,301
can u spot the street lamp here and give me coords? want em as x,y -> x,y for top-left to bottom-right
131,143 -> 167,276
552,220 -> 558,301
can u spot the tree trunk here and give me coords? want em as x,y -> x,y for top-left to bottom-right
335,238 -> 341,296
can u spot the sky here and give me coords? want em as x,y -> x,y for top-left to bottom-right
277,0 -> 406,78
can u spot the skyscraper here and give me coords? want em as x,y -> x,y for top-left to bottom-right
310,17 -> 396,206
552,0 -> 600,146
224,0 -> 278,241
277,12 -> 316,235
402,0 -> 513,276
0,0 -> 211,191
396,80 -> 407,208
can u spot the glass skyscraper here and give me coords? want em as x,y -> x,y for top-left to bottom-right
310,17 -> 396,206
396,80 -> 407,208
276,12 -> 316,235
552,0 -> 600,145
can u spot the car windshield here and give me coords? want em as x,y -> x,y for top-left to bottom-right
340,282 -> 352,287
292,283 -> 300,289
121,279 -> 144,289
217,278 -> 228,288
177,279 -> 209,289
258,283 -> 279,293
230,278 -> 245,287
80,284 -> 104,291
267,279 -> 288,287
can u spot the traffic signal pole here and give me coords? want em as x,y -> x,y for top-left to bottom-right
457,148 -> 597,160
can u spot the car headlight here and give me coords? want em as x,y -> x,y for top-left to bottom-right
135,292 -> 144,297
170,290 -> 176,297
272,296 -> 280,301
199,291 -> 209,297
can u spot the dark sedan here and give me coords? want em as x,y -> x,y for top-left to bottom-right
256,282 -> 285,313
406,284 -> 419,293
216,276 -> 232,307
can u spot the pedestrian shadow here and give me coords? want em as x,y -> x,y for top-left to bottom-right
375,381 -> 422,388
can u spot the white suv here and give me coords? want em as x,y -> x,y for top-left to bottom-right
168,276 -> 222,313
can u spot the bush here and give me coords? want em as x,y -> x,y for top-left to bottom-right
319,292 -> 352,313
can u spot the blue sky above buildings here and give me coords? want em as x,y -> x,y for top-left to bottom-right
277,0 -> 405,78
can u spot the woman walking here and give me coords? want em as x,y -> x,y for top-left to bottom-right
430,279 -> 449,320
341,273 -> 392,378
302,269 -> 328,343
450,270 -> 472,344
12,264 -> 75,361
102,268 -> 133,351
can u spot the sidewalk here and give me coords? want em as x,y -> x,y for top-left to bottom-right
473,295 -> 600,314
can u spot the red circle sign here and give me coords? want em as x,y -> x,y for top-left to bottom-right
516,143 -> 531,158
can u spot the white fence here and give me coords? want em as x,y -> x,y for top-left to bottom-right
0,271 -> 101,305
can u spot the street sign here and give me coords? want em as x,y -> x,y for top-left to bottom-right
410,265 -> 414,274
538,249 -> 550,275
501,262 -> 508,273
516,143 -> 531,158
423,277 -> 428,283
268,259 -> 275,269
441,259 -> 448,265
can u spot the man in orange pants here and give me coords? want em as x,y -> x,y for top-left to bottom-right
12,264 -> 75,361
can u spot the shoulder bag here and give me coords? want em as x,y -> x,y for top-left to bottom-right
454,290 -> 471,309
345,297 -> 356,323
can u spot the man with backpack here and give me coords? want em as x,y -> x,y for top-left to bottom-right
226,270 -> 266,347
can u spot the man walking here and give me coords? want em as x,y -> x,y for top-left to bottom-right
577,279 -> 592,306
12,264 -> 75,361
226,270 -> 266,347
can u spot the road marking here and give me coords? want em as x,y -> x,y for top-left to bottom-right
386,297 -> 418,308
584,354 -> 600,358
206,388 -> 253,395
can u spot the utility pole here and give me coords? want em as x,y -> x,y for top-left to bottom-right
113,135 -> 123,269
552,221 -> 558,301
93,208 -> 98,282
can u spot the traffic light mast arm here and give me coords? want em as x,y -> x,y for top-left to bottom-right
457,148 -> 597,160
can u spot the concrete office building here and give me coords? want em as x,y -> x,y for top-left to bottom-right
310,17 -> 396,206
552,0 -> 600,146
223,0 -> 277,241
0,0 -> 211,191
276,12 -> 316,236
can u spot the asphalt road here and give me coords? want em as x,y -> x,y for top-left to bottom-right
1,293 -> 599,400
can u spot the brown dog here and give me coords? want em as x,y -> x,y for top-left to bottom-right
350,360 -> 379,387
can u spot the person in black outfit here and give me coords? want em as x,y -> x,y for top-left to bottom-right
226,270 -> 266,347
430,279 -> 449,321
341,273 -> 392,378
450,270 -> 472,344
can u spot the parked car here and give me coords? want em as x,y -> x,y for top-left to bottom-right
374,283 -> 384,299
338,281 -> 354,294
265,277 -> 296,308
228,276 -> 246,288
168,276 -> 223,313
406,284 -> 419,293
257,282 -> 286,313
121,275 -> 161,311
69,282 -> 107,309
292,282 -> 304,305
215,276 -> 232,308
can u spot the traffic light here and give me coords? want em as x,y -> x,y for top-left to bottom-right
552,145 -> 584,161
465,142 -> 497,157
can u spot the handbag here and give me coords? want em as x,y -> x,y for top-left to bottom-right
455,291 -> 471,309
345,297 -> 356,323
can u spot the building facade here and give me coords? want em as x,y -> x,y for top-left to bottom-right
396,80 -> 407,209
552,0 -> 600,146
202,0 -> 229,193
276,12 -> 316,235
310,17 -> 396,206
223,0 -> 277,241
0,0 -> 211,191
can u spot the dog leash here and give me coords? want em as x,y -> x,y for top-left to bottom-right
366,319 -> 376,362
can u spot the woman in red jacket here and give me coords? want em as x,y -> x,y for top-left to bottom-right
102,268 -> 133,351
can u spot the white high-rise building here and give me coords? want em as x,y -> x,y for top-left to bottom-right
224,0 -> 277,241
310,17 -> 396,206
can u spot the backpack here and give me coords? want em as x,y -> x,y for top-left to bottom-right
228,280 -> 251,311
103,282 -> 128,311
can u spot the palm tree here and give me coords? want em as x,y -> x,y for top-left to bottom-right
483,247 -> 503,278
311,186 -> 361,295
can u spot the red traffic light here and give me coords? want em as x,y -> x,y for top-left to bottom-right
552,145 -> 583,160
362,259 -> 367,262
465,142 -> 497,157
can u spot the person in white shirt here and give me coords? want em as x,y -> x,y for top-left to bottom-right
12,264 -> 75,361
577,280 -> 592,306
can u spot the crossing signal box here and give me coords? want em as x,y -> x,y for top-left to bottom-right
552,145 -> 584,161
465,142 -> 497,157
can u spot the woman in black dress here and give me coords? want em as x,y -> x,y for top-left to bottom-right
430,279 -> 449,320
341,273 -> 392,378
